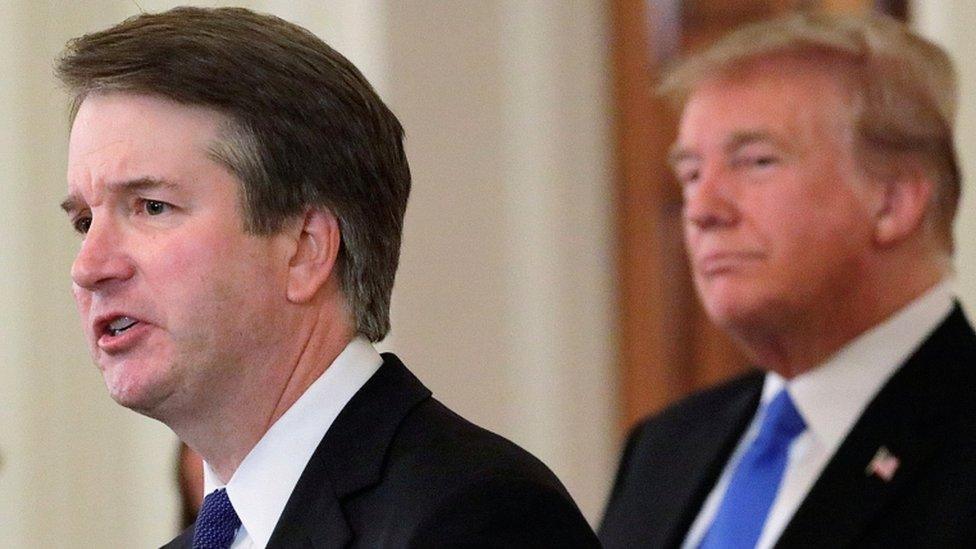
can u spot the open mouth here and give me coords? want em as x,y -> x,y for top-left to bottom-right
107,316 -> 139,337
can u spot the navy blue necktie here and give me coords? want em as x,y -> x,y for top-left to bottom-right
699,389 -> 806,548
193,488 -> 241,549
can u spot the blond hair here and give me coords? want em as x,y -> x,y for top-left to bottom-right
662,13 -> 960,251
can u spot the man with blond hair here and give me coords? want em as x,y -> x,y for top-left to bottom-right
600,12 -> 976,548
58,7 -> 598,548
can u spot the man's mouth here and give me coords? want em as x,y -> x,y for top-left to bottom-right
95,314 -> 150,354
697,251 -> 765,276
107,316 -> 139,337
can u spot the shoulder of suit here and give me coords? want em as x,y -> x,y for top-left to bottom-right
629,370 -> 764,439
388,397 -> 598,546
351,394 -> 587,535
407,468 -> 600,547
388,396 -> 563,485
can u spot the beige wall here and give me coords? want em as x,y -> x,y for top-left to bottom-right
915,1 -> 976,314
0,1 -> 615,546
381,0 -> 616,524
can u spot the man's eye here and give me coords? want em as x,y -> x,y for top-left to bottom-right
673,163 -> 700,186
737,154 -> 778,168
677,169 -> 700,186
73,216 -> 92,234
143,200 -> 169,215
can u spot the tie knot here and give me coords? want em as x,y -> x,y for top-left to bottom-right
759,389 -> 806,443
193,488 -> 242,549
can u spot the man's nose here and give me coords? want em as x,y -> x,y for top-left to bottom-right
682,167 -> 739,231
70,217 -> 135,291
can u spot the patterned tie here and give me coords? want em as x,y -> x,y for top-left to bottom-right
193,488 -> 242,549
699,389 -> 806,548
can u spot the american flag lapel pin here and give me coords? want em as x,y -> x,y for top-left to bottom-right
865,446 -> 900,482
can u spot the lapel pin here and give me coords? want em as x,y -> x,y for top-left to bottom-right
865,446 -> 900,482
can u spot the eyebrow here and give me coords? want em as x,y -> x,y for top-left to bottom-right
60,177 -> 179,214
667,130 -> 787,168
723,131 -> 782,154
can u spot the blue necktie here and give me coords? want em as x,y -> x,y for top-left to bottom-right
699,389 -> 806,548
193,488 -> 241,549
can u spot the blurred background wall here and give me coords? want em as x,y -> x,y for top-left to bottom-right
916,1 -> 976,311
0,1 -> 972,547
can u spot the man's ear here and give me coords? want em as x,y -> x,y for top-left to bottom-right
287,208 -> 341,303
874,166 -> 934,247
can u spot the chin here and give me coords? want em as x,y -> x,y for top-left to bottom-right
102,364 -> 173,417
700,288 -> 778,333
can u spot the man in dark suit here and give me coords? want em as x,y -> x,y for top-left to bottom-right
57,7 -> 597,548
600,12 -> 976,548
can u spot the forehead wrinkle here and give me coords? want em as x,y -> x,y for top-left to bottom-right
688,68 -> 842,146
69,103 -> 225,184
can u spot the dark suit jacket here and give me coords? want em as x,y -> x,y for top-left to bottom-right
600,305 -> 976,548
164,354 -> 598,548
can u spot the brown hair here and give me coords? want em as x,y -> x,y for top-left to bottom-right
662,12 -> 960,251
57,6 -> 410,341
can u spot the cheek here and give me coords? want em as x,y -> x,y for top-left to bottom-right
152,235 -> 284,322
768,206 -> 871,294
753,181 -> 846,249
137,235 -> 229,326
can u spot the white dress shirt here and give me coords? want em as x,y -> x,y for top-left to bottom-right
201,336 -> 383,549
682,279 -> 955,549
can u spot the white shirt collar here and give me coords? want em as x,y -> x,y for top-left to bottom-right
763,279 -> 955,454
202,336 -> 383,549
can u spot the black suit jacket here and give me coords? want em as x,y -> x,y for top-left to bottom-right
600,305 -> 976,548
165,354 -> 598,548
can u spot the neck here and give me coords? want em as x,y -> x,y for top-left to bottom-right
169,302 -> 356,483
735,260 -> 946,379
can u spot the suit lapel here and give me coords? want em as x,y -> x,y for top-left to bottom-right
600,373 -> 764,547
656,374 -> 764,548
265,456 -> 352,548
266,354 -> 431,548
778,306 -> 975,547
